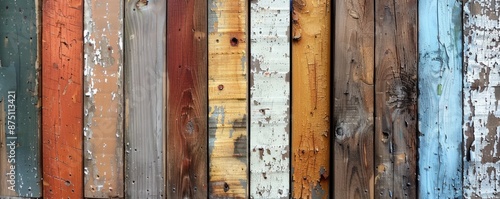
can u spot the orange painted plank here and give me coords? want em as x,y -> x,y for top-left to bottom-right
42,0 -> 84,198
291,0 -> 331,198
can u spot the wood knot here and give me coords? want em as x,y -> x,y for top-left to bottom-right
135,0 -> 148,9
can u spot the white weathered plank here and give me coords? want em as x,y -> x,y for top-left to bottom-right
463,1 -> 500,198
249,0 -> 290,198
418,0 -> 463,198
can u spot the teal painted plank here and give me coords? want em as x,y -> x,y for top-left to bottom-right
418,0 -> 463,198
0,0 -> 42,197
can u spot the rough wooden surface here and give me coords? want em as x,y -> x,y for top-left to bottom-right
0,0 -> 42,197
249,0 -> 290,198
374,0 -> 417,198
166,0 -> 208,198
291,0 -> 331,198
83,0 -> 124,197
333,0 -> 374,198
41,0 -> 84,198
208,0 -> 248,197
463,1 -> 500,198
418,0 -> 463,198
124,0 -> 166,198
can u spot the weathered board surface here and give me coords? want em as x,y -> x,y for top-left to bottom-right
418,0 -> 463,198
124,0 -> 166,198
291,0 -> 331,198
0,1 -> 42,197
83,0 -> 124,197
249,0 -> 290,198
333,0 -> 374,198
166,0 -> 208,198
374,0 -> 417,198
463,1 -> 500,198
208,0 -> 248,197
41,0 -> 84,198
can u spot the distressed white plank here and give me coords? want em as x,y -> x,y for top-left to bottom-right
463,1 -> 500,198
249,0 -> 290,198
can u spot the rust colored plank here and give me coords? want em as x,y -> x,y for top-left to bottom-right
291,0 -> 331,198
124,0 -> 166,198
463,1 -> 500,198
333,0 -> 374,198
41,0 -> 84,198
83,0 -> 124,197
374,0 -> 417,198
208,0 -> 248,197
166,0 -> 208,198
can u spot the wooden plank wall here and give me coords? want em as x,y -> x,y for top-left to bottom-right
166,0 -> 208,198
463,0 -> 500,198
249,0 -> 290,198
83,0 -> 124,197
124,0 -> 166,198
374,0 -> 417,198
41,0 -> 84,198
208,0 -> 248,197
418,0 -> 463,198
291,0 -> 331,198
333,0 -> 374,198
0,0 -> 42,197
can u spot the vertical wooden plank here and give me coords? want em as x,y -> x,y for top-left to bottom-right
374,0 -> 417,198
124,0 -> 166,198
418,0 -> 463,198
42,0 -> 84,198
333,0 -> 374,198
0,0 -> 42,197
249,0 -> 290,198
463,1 -> 500,198
83,0 -> 124,197
208,0 -> 248,197
291,0 -> 331,198
166,0 -> 208,198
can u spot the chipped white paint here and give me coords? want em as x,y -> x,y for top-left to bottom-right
463,1 -> 500,198
249,0 -> 290,198
83,0 -> 124,197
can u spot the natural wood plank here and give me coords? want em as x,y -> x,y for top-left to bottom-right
249,0 -> 290,198
83,0 -> 124,197
291,0 -> 331,198
333,0 -> 374,198
374,0 -> 417,198
41,0 -> 84,198
124,0 -> 166,198
166,0 -> 208,198
463,1 -> 500,198
0,0 -> 42,197
418,0 -> 463,198
208,0 -> 248,197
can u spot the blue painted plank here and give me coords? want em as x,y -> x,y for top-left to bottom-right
0,0 -> 41,197
418,0 -> 463,198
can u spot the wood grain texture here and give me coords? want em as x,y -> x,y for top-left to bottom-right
418,0 -> 463,198
0,0 -> 42,197
249,0 -> 290,198
374,0 -> 417,198
208,0 -> 248,197
41,0 -> 84,198
333,0 -> 374,198
83,0 -> 124,197
463,1 -> 500,198
291,0 -> 331,198
166,0 -> 208,198
124,0 -> 166,198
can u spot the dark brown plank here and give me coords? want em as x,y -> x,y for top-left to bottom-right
42,0 -> 84,198
166,0 -> 208,198
374,0 -> 417,198
333,0 -> 374,198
